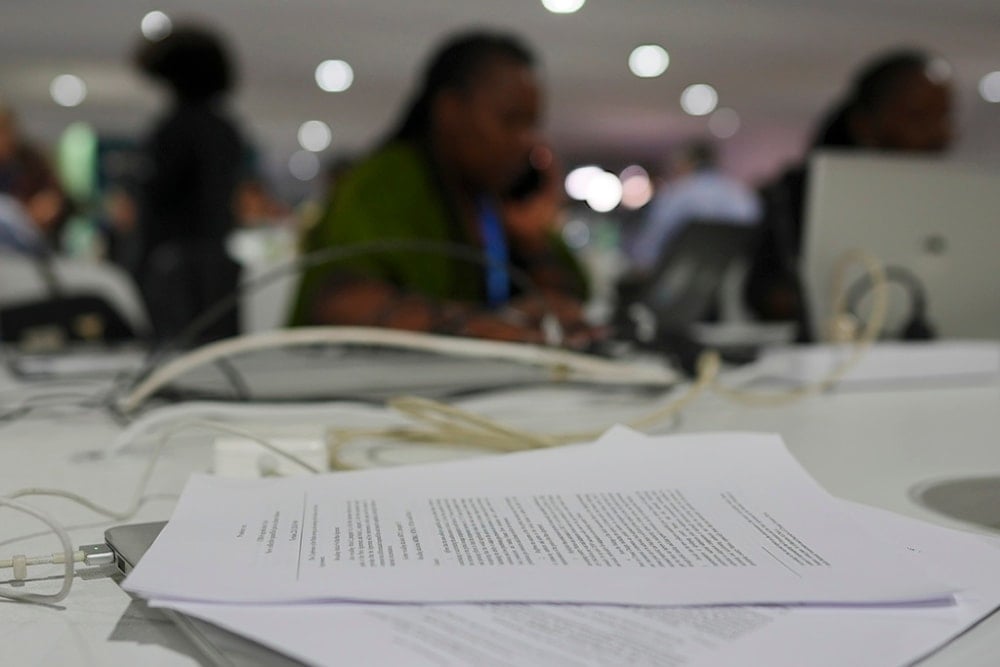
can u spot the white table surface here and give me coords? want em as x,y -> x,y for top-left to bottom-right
1,351 -> 999,666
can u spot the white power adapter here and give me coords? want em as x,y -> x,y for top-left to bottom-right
213,436 -> 329,478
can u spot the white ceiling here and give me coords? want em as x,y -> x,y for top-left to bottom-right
1,0 -> 998,191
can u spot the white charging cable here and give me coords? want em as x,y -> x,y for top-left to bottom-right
0,497 -> 78,603
0,419 -> 319,604
113,326 -> 678,415
326,351 -> 721,469
710,247 -> 889,406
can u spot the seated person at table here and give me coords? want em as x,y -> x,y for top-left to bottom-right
290,30 -> 593,346
0,103 -> 72,256
744,48 -> 953,334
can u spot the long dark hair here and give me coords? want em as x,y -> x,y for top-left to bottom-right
812,49 -> 940,148
385,30 -> 535,145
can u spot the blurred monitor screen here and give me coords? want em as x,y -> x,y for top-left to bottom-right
803,152 -> 1000,341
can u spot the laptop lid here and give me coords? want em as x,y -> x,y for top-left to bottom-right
803,152 -> 1000,341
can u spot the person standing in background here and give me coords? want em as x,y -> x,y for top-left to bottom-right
626,140 -> 761,273
133,24 -> 249,343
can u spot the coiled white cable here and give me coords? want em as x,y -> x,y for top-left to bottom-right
327,351 -> 721,469
711,247 -> 889,406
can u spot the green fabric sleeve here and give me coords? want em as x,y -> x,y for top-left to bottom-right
289,143 -> 483,325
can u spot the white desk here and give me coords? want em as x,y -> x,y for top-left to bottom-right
1,355 -> 999,666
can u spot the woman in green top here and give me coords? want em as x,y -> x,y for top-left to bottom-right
291,30 -> 596,346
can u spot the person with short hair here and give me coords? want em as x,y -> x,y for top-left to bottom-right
133,24 -> 250,343
626,140 -> 761,273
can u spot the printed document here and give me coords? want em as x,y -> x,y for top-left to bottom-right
152,503 -> 1000,667
124,430 -> 955,606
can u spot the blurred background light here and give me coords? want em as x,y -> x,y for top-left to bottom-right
561,218 -> 591,249
541,0 -> 586,14
565,165 -> 603,200
619,165 -> 653,209
57,122 -> 98,202
980,71 -> 1000,103
926,57 -> 953,84
529,144 -> 553,170
315,59 -> 354,93
50,74 -> 87,107
680,83 -> 718,116
585,170 -> 623,212
628,45 -> 670,78
708,107 -> 741,138
297,120 -> 332,152
288,150 -> 320,181
140,10 -> 172,41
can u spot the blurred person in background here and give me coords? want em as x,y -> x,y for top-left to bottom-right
500,143 -> 586,304
0,103 -> 72,256
626,139 -> 761,273
133,24 -> 250,343
744,48 -> 953,335
235,178 -> 292,228
296,155 -> 356,239
290,30 -> 595,346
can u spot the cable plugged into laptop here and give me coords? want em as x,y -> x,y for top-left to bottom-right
1,543 -> 114,581
0,495 -> 120,603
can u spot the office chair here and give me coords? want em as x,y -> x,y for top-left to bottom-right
613,220 -> 760,372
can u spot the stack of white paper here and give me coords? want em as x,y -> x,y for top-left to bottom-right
123,429 -> 1000,666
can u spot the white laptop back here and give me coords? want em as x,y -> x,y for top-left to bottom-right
803,152 -> 1000,340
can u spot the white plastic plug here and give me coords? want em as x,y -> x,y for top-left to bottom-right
213,436 -> 328,478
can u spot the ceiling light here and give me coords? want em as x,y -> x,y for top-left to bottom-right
585,171 -> 623,213
541,0 -> 586,14
141,11 -> 172,41
708,107 -> 741,138
979,71 -> 1000,103
50,74 -> 87,108
628,45 -> 670,78
565,165 -> 603,201
315,60 -> 354,93
619,166 -> 653,209
680,83 -> 718,116
297,120 -> 332,152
